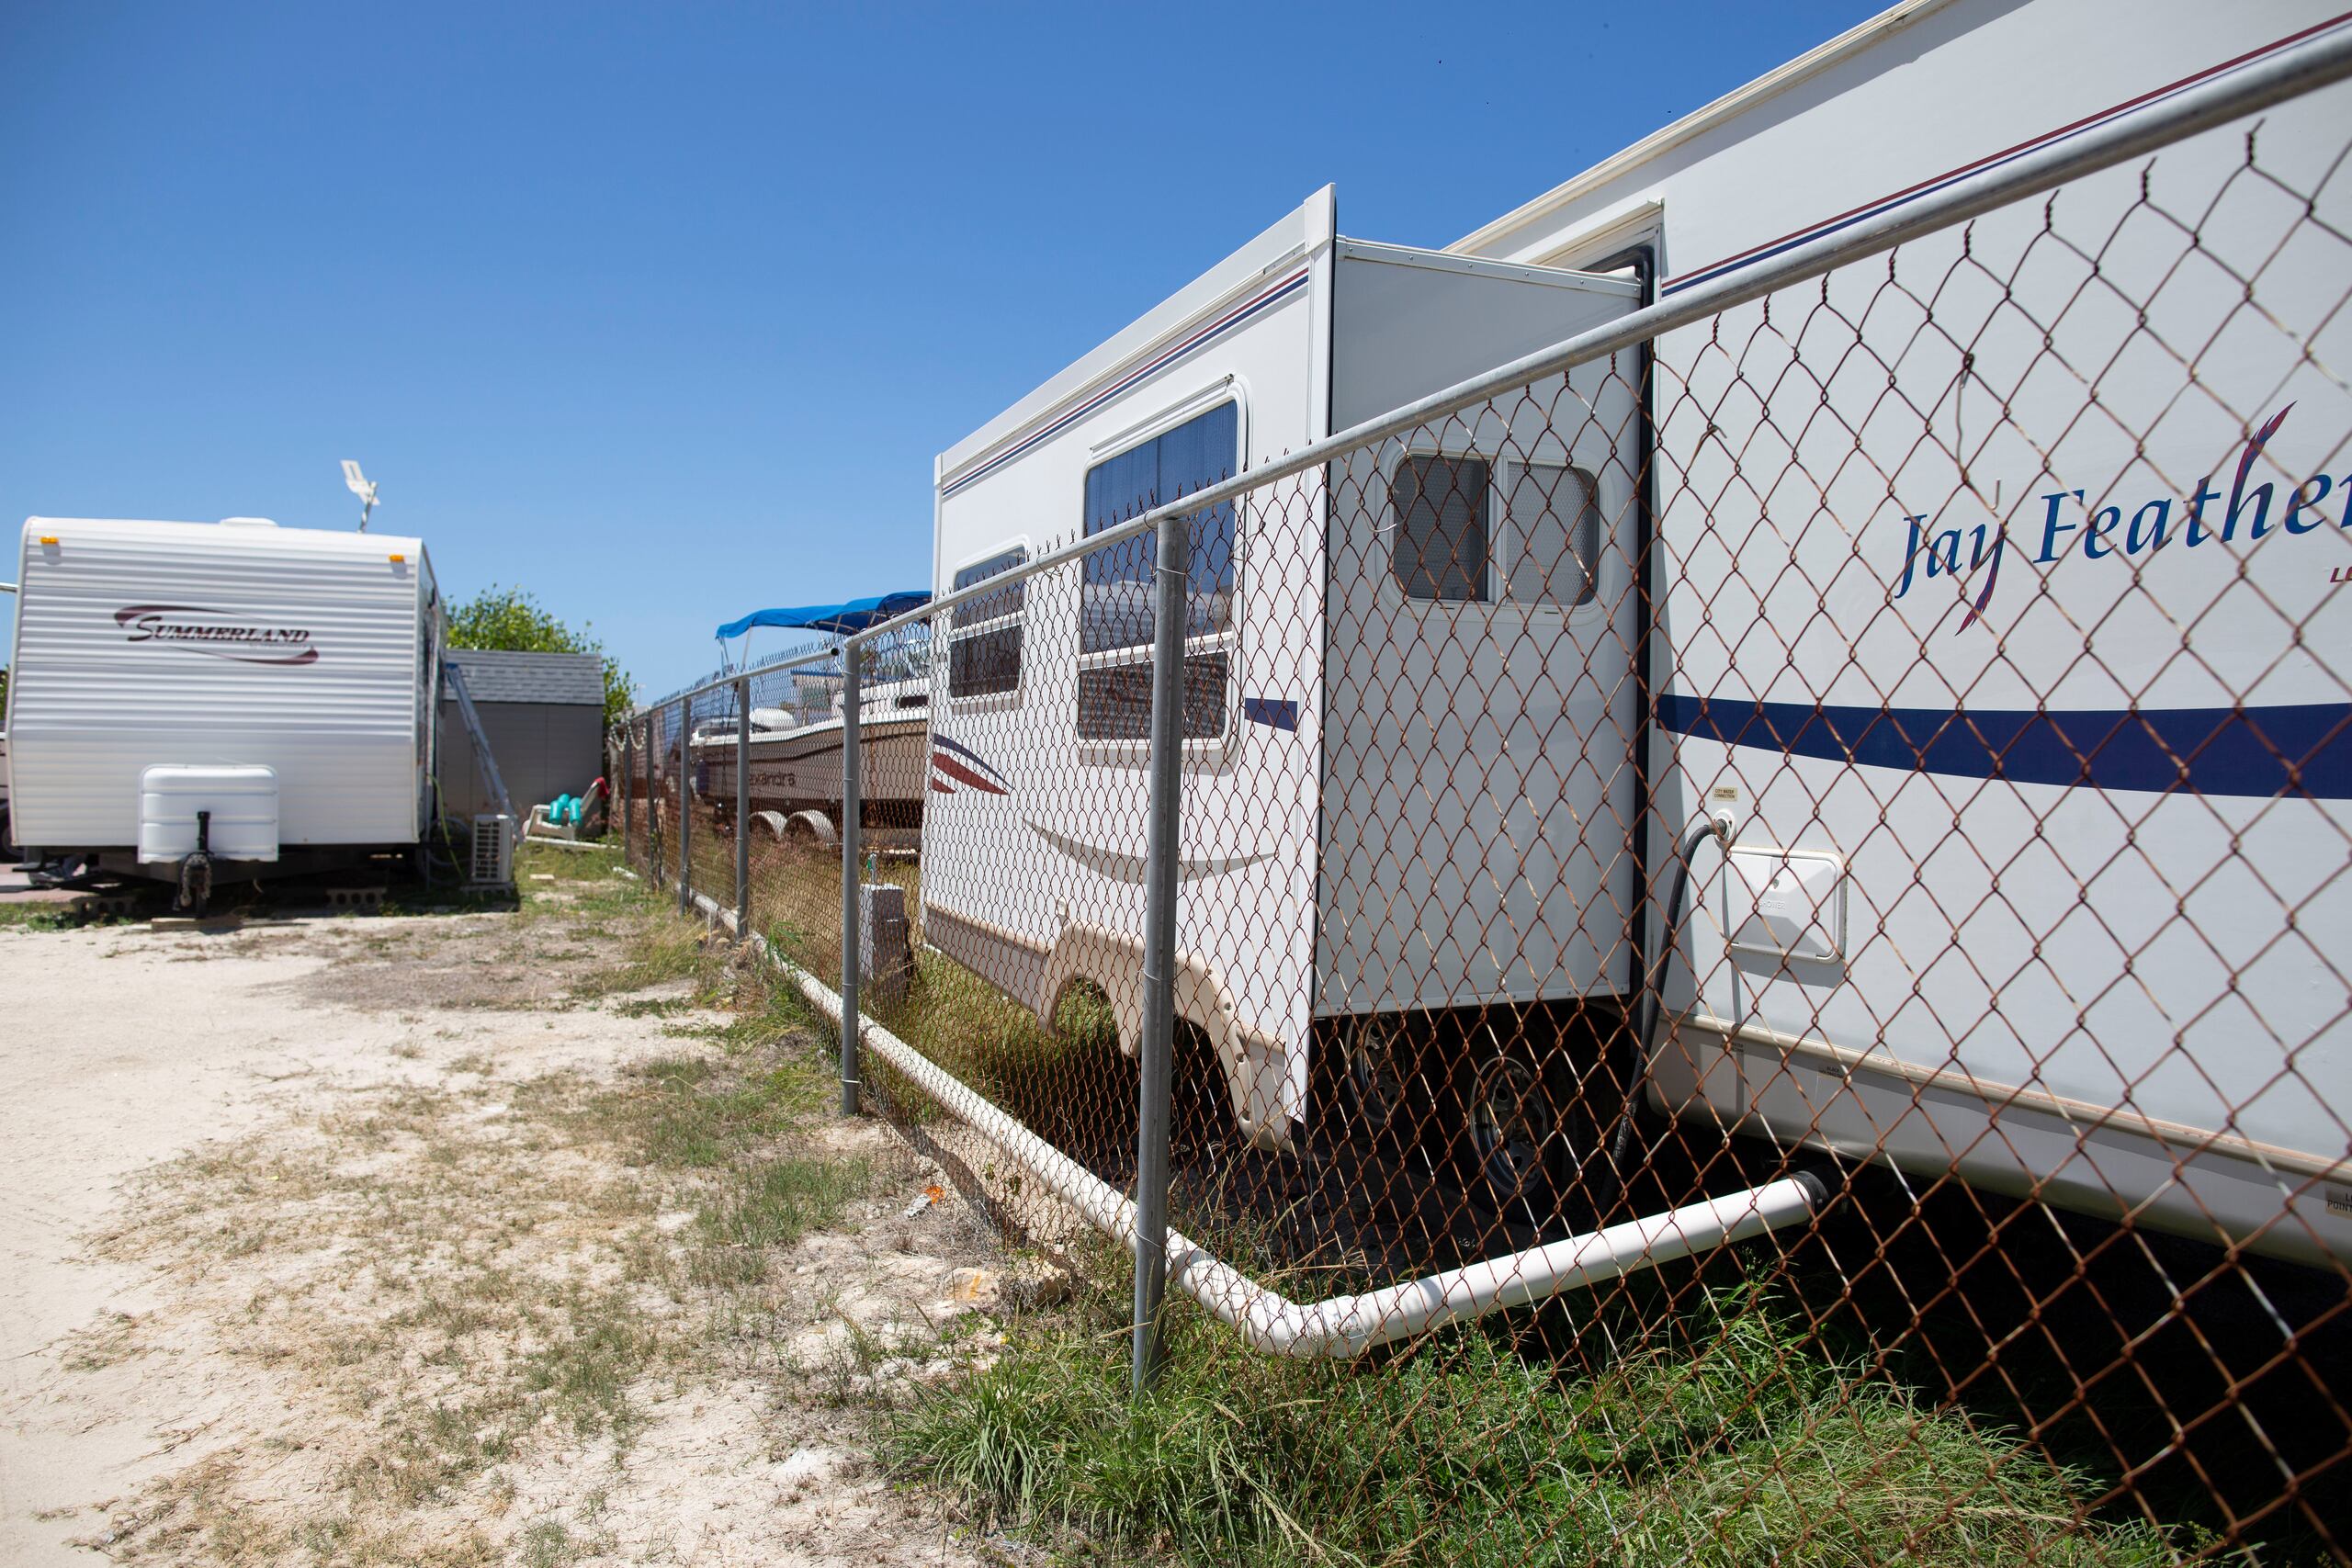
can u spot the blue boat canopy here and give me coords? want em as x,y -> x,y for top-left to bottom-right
716,591 -> 931,640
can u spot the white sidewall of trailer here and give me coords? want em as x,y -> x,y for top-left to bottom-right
1451,0 -> 2352,1258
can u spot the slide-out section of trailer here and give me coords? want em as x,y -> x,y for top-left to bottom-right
926,190 -> 1644,1149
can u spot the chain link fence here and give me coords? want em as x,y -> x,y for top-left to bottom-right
613,43 -> 2352,1562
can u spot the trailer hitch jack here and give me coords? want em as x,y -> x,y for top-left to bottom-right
176,809 -> 214,915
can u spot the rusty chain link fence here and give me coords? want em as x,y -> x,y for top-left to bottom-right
611,42 -> 2352,1563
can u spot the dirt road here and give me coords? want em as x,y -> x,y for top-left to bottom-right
0,872 -> 999,1565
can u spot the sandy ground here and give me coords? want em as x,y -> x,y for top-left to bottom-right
0,899 -> 1008,1566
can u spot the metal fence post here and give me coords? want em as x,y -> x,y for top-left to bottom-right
735,677 -> 751,937
676,695 -> 692,913
1133,504 -> 1188,1396
839,645 -> 863,1116
646,714 -> 662,886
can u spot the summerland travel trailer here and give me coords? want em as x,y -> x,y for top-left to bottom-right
923,0 -> 2352,1268
689,595 -> 933,850
6,516 -> 447,906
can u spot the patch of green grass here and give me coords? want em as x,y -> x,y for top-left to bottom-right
691,1155 -> 876,1287
518,1283 -> 664,1438
569,919 -> 707,1000
0,902 -> 75,931
347,1279 -> 665,1513
888,1280 -> 2202,1568
558,1020 -> 869,1288
514,841 -> 620,885
588,1053 -> 820,1168
517,1519 -> 578,1568
613,995 -> 696,1019
735,845 -> 1114,1138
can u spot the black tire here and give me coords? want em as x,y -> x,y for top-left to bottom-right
1456,1026 -> 1604,1231
1335,1014 -> 1435,1158
1170,1018 -> 1231,1164
176,853 -> 213,916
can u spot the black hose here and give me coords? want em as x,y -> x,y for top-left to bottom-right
1598,813 -> 1731,1204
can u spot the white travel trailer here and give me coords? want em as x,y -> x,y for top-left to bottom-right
6,516 -> 445,903
923,0 -> 2352,1267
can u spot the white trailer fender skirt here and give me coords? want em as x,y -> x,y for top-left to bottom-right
686,887 -> 1832,1358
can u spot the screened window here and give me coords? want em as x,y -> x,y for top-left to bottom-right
1391,455 -> 1603,607
1500,461 -> 1601,607
1078,400 -> 1238,740
947,547 -> 1026,699
1074,652 -> 1229,741
1392,454 -> 1489,602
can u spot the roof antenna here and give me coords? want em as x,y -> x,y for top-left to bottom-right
341,459 -> 380,532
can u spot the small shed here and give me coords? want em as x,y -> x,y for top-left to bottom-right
439,649 -> 605,819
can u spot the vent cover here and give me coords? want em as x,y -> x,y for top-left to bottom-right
467,813 -> 514,888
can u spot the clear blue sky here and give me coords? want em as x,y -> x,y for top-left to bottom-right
1,2 -> 1881,701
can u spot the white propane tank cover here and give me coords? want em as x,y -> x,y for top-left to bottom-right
1723,846 -> 1847,963
138,764 -> 280,863
217,517 -> 279,528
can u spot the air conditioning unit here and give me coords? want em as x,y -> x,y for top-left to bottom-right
467,813 -> 514,889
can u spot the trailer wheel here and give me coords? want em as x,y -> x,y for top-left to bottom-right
786,810 -> 837,846
1336,1014 -> 1425,1149
1459,1029 -> 1600,1228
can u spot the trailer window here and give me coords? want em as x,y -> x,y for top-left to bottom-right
1074,652 -> 1228,741
947,547 -> 1027,700
1077,400 -> 1238,740
1391,455 -> 1490,602
1499,461 -> 1600,607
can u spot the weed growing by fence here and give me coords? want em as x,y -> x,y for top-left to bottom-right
890,1276 -> 2199,1567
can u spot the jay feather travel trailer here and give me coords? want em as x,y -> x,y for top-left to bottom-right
6,516 -> 447,903
926,0 -> 2351,1266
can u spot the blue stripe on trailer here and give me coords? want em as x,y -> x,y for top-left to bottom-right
931,731 -> 1009,784
1244,696 -> 1299,731
1657,695 -> 2352,800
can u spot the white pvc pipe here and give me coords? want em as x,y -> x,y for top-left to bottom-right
688,890 -> 1827,1359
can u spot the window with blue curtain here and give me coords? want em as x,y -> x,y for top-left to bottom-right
1078,400 -> 1238,739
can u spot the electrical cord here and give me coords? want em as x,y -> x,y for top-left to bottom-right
1597,809 -> 1736,1208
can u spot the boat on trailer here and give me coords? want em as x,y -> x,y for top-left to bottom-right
691,592 -> 933,852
